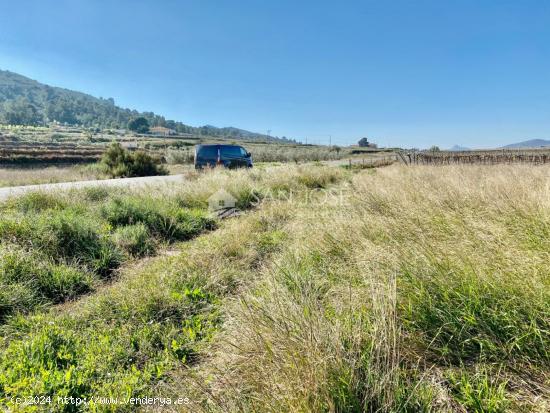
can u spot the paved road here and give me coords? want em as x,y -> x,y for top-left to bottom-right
0,174 -> 187,201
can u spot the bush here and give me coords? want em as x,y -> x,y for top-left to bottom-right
100,143 -> 167,178
130,151 -> 168,176
101,142 -> 130,177
113,224 -> 156,257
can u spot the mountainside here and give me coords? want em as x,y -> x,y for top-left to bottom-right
501,139 -> 550,149
0,69 -> 290,142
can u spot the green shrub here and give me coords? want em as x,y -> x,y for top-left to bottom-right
113,224 -> 156,257
101,142 -> 128,176
130,151 -> 168,177
101,143 -> 167,178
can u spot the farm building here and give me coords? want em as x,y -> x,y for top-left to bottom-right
150,126 -> 176,136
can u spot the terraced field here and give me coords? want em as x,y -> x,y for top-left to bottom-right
0,125 -> 361,166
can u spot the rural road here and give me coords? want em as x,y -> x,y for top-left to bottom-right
0,156 -> 397,202
0,174 -> 187,201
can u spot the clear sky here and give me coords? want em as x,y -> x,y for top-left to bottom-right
1,0 -> 549,148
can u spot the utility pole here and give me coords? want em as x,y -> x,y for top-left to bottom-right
329,135 -> 332,147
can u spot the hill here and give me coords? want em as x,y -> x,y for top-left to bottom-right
501,139 -> 550,149
448,144 -> 470,151
0,69 -> 290,142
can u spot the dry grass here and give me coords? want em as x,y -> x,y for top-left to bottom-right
160,164 -> 550,412
1,164 -> 549,412
0,165 -> 102,187
0,164 -> 350,411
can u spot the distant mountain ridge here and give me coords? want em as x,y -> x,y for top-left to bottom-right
449,145 -> 470,151
501,139 -> 550,149
0,69 -> 291,142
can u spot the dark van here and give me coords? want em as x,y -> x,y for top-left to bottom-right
194,144 -> 252,169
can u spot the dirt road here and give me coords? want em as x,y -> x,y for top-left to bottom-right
0,174 -> 187,201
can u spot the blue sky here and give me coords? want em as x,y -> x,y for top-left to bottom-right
1,0 -> 549,148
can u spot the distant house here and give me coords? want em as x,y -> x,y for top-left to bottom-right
150,126 -> 176,136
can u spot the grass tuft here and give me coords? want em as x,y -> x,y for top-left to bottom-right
112,223 -> 156,257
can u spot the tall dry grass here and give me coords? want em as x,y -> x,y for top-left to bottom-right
165,164 -> 550,412
0,165 -> 103,187
1,163 -> 548,412
0,164 -> 351,411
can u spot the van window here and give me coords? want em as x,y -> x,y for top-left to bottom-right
220,146 -> 244,158
197,146 -> 218,159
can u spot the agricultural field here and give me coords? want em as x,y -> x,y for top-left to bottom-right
0,124 -> 361,166
411,148 -> 550,165
0,124 -> 391,187
0,163 -> 548,412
